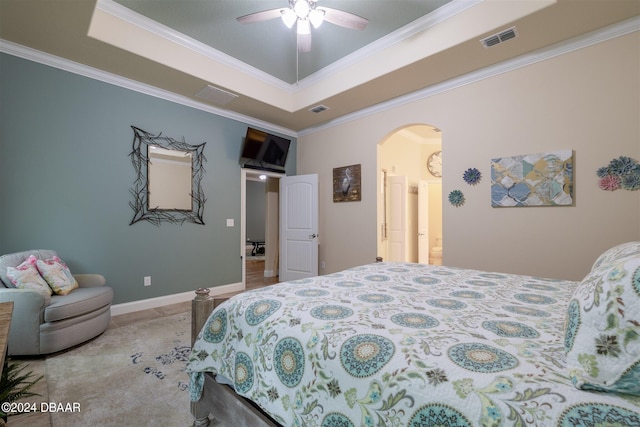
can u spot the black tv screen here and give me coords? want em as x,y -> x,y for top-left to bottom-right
240,127 -> 291,169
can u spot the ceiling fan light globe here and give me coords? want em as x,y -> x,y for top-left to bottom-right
281,9 -> 297,28
297,18 -> 310,35
309,9 -> 324,28
293,0 -> 310,19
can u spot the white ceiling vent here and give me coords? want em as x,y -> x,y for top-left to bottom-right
309,104 -> 330,114
480,26 -> 518,48
195,85 -> 239,106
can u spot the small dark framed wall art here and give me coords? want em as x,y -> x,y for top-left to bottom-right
333,164 -> 361,202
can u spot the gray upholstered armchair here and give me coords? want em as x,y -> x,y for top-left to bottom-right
0,249 -> 113,356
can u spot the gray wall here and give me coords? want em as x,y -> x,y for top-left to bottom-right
0,53 -> 296,304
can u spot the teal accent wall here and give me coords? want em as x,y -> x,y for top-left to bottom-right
0,53 -> 296,304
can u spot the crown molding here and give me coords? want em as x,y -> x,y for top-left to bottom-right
299,15 -> 640,136
96,0 -> 481,92
1,16 -> 637,138
297,0 -> 482,89
0,39 -> 297,137
95,0 -> 295,93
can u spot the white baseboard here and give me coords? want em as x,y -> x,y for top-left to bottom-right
110,282 -> 245,316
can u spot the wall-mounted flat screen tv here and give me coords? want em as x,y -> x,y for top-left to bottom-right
240,127 -> 291,171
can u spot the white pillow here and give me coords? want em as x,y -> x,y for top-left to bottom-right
590,241 -> 640,272
565,242 -> 640,395
6,255 -> 52,295
36,256 -> 78,295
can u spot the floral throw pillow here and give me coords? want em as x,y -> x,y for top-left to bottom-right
565,242 -> 640,395
591,241 -> 640,272
6,255 -> 53,295
36,256 -> 78,295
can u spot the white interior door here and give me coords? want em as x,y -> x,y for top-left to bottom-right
279,174 -> 318,281
388,175 -> 407,262
418,180 -> 430,264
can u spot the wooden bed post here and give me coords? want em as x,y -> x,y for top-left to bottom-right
191,288 -> 215,426
192,287 -> 214,346
190,400 -> 210,427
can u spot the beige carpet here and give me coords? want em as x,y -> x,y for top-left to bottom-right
42,312 -> 194,426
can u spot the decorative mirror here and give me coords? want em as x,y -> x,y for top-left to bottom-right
129,126 -> 207,225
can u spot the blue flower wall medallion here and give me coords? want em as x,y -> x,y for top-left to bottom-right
597,155 -> 640,191
463,168 -> 481,185
448,190 -> 465,207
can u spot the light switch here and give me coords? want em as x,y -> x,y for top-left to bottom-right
226,219 -> 234,227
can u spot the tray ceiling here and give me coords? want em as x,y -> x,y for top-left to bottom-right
1,0 -> 638,134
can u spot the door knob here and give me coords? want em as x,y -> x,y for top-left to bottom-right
309,234 -> 317,239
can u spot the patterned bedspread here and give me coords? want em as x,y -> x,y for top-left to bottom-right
188,262 -> 640,426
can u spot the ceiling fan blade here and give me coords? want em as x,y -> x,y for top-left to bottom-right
298,31 -> 311,53
317,7 -> 368,31
236,8 -> 285,25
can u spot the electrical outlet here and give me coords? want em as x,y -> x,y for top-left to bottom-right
321,261 -> 326,270
144,276 -> 151,287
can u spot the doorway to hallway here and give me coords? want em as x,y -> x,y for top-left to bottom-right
377,124 -> 443,264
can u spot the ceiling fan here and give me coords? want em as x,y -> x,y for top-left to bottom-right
237,0 -> 369,53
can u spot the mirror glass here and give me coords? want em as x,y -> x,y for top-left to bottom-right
148,146 -> 193,210
129,126 -> 206,226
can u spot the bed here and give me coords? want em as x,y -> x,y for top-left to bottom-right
187,242 -> 640,426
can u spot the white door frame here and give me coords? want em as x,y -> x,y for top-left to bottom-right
241,168 -> 285,287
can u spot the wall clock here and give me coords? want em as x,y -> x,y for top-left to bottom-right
427,151 -> 442,177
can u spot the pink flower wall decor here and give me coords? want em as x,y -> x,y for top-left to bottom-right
598,175 -> 620,191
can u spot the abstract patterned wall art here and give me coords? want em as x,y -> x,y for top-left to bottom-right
491,150 -> 573,207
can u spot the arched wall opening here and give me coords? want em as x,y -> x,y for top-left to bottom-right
377,124 -> 443,264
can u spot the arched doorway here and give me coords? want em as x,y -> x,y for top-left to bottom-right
377,124 -> 443,264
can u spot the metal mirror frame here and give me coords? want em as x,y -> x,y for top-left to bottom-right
129,126 -> 207,226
